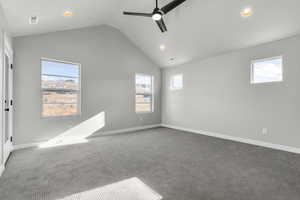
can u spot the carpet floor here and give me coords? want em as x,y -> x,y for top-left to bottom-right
0,127 -> 300,200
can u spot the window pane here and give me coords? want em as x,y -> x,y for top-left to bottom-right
42,60 -> 79,77
136,74 -> 152,85
43,104 -> 78,117
136,94 -> 151,103
135,74 -> 153,113
136,75 -> 152,94
252,57 -> 283,84
42,75 -> 79,90
171,74 -> 183,90
136,103 -> 152,112
43,91 -> 78,104
41,59 -> 80,117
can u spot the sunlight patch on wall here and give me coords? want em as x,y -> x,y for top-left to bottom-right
39,111 -> 105,148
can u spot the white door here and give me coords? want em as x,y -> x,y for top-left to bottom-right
3,49 -> 13,164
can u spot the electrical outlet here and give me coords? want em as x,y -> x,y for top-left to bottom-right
262,128 -> 268,135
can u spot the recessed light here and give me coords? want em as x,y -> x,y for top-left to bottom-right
160,44 -> 166,51
29,16 -> 38,24
241,8 -> 253,17
63,11 -> 73,17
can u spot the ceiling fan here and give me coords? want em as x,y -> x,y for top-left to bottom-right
123,0 -> 186,33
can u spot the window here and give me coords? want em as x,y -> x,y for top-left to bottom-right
170,74 -> 183,90
41,58 -> 81,117
135,74 -> 154,113
251,56 -> 283,84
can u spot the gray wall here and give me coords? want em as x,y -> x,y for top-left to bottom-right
162,35 -> 300,149
13,25 -> 161,145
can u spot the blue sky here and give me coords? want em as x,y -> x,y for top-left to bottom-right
42,60 -> 79,77
268,58 -> 281,66
253,57 -> 282,83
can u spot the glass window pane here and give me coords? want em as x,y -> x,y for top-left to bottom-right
136,103 -> 152,113
136,74 -> 152,94
136,94 -> 151,103
42,60 -> 79,77
252,57 -> 283,84
43,104 -> 78,117
43,91 -> 78,104
42,75 -> 79,90
171,74 -> 183,90
136,74 -> 151,85
41,59 -> 80,117
135,74 -> 153,113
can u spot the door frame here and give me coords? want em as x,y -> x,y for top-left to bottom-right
2,33 -> 13,166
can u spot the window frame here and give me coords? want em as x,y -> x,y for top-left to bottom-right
135,73 -> 154,114
170,74 -> 183,90
250,56 -> 283,84
40,57 -> 82,118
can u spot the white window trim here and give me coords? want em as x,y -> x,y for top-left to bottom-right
41,57 -> 82,118
170,74 -> 183,90
135,73 -> 154,114
250,55 -> 283,84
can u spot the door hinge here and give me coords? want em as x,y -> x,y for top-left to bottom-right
10,136 -> 13,142
10,100 -> 13,106
10,64 -> 13,69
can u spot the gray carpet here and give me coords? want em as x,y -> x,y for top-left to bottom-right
0,127 -> 300,200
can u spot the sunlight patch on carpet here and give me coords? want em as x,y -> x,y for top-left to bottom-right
57,177 -> 162,200
39,111 -> 105,148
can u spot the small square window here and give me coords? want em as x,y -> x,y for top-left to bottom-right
251,56 -> 283,84
170,74 -> 183,90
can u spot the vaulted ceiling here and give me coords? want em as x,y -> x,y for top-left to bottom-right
1,0 -> 300,67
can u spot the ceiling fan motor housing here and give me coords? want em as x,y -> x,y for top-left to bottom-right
152,8 -> 164,21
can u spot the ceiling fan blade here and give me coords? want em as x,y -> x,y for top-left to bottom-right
161,0 -> 186,14
160,18 -> 168,32
155,18 -> 167,33
123,12 -> 152,17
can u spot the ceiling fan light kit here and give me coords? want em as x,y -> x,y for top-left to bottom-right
152,13 -> 162,21
123,0 -> 186,33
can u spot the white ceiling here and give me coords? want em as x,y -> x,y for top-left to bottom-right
1,0 -> 300,67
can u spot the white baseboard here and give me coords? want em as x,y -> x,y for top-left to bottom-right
13,124 -> 162,151
98,124 -> 161,136
0,164 -> 4,178
13,142 -> 41,151
161,124 -> 300,154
